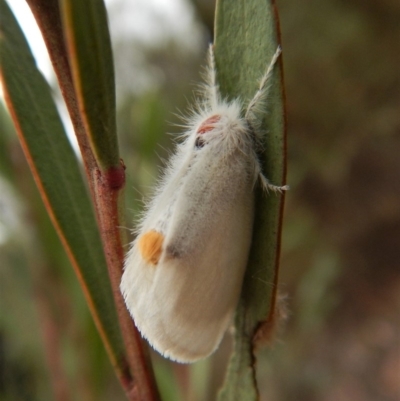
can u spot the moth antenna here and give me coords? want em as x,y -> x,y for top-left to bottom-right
205,44 -> 219,109
245,46 -> 282,121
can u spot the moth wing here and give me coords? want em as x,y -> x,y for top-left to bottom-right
122,150 -> 255,362
161,191 -> 254,362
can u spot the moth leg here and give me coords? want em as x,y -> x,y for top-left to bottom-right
245,46 -> 282,121
255,159 -> 289,193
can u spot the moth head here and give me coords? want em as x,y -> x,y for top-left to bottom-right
195,114 -> 221,148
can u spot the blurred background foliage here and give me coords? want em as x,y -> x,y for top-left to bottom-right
1,0 -> 399,400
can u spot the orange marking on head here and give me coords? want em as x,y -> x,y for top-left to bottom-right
138,230 -> 164,265
197,115 -> 221,134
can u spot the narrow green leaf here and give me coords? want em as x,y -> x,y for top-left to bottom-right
219,303 -> 258,401
214,0 -> 286,398
60,0 -> 119,169
0,0 -> 125,370
0,102 -> 15,180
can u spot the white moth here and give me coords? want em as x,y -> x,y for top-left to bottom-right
121,45 -> 288,363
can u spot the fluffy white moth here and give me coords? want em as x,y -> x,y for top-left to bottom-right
121,45 -> 288,363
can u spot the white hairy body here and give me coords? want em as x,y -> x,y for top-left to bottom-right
121,46 -> 287,362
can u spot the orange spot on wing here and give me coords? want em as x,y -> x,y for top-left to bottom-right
138,230 -> 164,265
197,115 -> 220,134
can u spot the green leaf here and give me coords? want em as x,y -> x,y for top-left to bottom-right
0,0 -> 125,370
60,0 -> 119,169
214,0 -> 287,399
0,102 -> 15,180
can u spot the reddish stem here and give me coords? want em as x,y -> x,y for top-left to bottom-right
25,1 -> 159,399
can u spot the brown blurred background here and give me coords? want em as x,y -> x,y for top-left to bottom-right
1,0 -> 399,400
